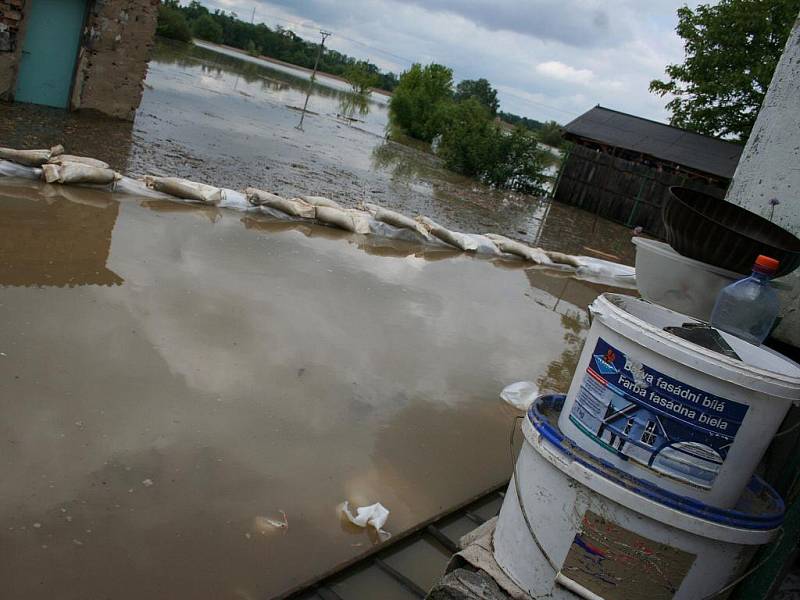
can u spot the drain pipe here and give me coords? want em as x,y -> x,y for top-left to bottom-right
723,12 -> 800,348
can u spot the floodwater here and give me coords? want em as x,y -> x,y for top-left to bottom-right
0,175 -> 631,599
0,35 -> 640,600
0,38 -> 626,257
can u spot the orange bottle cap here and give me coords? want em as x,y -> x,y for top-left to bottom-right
755,255 -> 780,272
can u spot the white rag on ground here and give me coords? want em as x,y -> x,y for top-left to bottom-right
342,501 -> 390,537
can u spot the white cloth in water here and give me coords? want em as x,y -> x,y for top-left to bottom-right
315,206 -> 371,234
0,159 -> 41,180
145,176 -> 223,204
342,501 -> 390,535
500,381 -> 540,411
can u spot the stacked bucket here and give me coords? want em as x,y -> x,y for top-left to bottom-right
493,187 -> 800,600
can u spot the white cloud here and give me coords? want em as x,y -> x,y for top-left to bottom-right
535,61 -> 594,85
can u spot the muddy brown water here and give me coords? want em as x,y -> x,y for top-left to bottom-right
0,176 -> 633,599
0,38 -> 632,260
0,36 -> 638,600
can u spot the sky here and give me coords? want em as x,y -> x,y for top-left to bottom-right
197,0 -> 706,125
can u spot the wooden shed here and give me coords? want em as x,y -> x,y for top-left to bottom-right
553,106 -> 744,237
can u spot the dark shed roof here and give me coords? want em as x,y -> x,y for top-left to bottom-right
563,106 -> 743,179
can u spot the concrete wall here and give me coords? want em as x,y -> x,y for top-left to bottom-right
0,0 -> 158,121
724,14 -> 800,346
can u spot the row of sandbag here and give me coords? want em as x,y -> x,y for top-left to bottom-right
0,146 -> 628,275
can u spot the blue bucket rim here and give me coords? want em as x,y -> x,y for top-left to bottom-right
527,394 -> 785,531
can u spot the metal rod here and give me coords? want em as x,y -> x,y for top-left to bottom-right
296,30 -> 332,131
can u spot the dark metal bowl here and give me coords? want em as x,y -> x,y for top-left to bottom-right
663,187 -> 800,277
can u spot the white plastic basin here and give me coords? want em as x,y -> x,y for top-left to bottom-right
632,236 -> 741,321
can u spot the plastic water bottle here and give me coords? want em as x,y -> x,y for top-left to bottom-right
710,255 -> 780,345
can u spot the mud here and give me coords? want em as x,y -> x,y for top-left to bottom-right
0,176 -> 630,599
0,39 -> 634,258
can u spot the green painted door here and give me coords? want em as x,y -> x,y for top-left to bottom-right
15,0 -> 87,108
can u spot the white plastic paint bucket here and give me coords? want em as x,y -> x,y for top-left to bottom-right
494,395 -> 784,600
558,293 -> 800,507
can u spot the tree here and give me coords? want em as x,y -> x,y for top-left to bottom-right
437,99 -> 549,194
454,78 -> 499,115
192,14 -> 224,44
156,2 -> 192,43
538,120 -> 564,148
389,63 -> 454,142
245,39 -> 260,57
344,62 -> 380,95
650,0 -> 800,140
437,99 -> 496,177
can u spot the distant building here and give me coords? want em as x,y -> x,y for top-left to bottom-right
0,0 -> 158,120
552,106 -> 744,237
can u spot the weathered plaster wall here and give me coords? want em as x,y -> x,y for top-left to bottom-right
724,14 -> 800,346
0,0 -> 157,121
72,0 -> 159,121
0,0 -> 27,100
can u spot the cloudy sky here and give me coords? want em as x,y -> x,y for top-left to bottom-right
199,0 -> 704,124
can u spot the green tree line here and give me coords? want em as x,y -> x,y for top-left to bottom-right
157,0 -> 400,91
389,66 -> 560,194
156,0 -> 548,133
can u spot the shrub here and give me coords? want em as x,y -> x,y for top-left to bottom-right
389,63 -> 454,143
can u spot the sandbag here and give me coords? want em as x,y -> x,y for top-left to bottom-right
485,233 -> 552,264
0,144 -> 64,166
246,187 -> 316,219
543,250 -> 582,268
315,206 -> 371,234
417,216 -> 478,252
301,195 -> 342,209
41,162 -> 121,185
144,176 -> 223,204
48,154 -> 110,169
364,203 -> 429,237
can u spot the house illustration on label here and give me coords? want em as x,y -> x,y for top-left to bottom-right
594,396 -> 723,488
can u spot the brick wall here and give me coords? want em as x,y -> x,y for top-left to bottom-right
72,0 -> 159,120
0,0 -> 26,97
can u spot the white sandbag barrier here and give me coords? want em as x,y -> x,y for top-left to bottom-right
0,147 -> 636,286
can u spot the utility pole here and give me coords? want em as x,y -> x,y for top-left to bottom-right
250,7 -> 255,24
296,30 -> 332,131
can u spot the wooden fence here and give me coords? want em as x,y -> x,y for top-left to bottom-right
552,144 -> 727,239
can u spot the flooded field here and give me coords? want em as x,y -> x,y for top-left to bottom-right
0,175 -> 632,599
0,39 -> 625,256
0,35 -> 642,600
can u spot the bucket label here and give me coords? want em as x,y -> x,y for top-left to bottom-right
569,337 -> 749,489
560,510 -> 695,600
